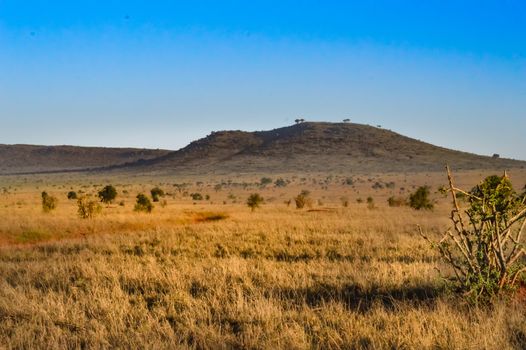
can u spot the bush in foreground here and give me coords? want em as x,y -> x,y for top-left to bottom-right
420,167 -> 526,303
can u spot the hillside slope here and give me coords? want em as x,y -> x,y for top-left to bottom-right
0,144 -> 171,175
113,122 -> 525,174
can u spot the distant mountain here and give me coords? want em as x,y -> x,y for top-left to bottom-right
109,122 -> 525,174
0,144 -> 171,175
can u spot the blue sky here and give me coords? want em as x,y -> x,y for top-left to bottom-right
1,1 -> 525,159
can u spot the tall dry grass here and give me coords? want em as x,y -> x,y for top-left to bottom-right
1,171 -> 526,348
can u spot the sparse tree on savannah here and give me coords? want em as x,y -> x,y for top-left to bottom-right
98,185 -> 117,205
343,118 -> 350,123
409,186 -> 433,210
150,187 -> 165,202
247,193 -> 264,212
134,193 -> 153,213
67,191 -> 77,200
41,191 -> 57,213
419,166 -> 526,303
77,195 -> 102,219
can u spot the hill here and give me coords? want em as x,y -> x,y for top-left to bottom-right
0,144 -> 171,175
110,122 -> 525,174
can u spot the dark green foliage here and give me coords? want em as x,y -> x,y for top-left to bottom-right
98,185 -> 117,205
274,178 -> 287,187
67,191 -> 77,200
41,191 -> 57,213
409,186 -> 433,210
191,193 -> 203,201
150,187 -> 165,202
260,177 -> 273,186
246,193 -> 264,211
134,194 -> 153,213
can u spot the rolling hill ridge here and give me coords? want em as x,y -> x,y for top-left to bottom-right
108,122 -> 525,174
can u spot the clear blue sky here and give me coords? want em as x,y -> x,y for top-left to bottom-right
1,1 -> 525,159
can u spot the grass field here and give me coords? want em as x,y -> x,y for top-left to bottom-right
1,170 -> 526,349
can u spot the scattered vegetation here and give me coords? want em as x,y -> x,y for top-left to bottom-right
41,191 -> 57,213
67,191 -> 77,200
98,185 -> 117,205
77,195 -> 102,219
134,194 -> 153,213
409,186 -> 434,210
150,187 -> 165,202
246,193 -> 264,212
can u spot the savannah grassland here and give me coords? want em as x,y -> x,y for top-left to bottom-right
1,170 -> 526,349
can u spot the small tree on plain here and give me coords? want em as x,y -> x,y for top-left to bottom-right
409,186 -> 433,210
135,194 -> 153,213
77,195 -> 102,219
67,191 -> 77,200
247,193 -> 264,212
98,185 -> 117,205
150,187 -> 165,202
41,191 -> 58,213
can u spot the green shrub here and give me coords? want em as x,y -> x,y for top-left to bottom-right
420,168 -> 526,303
41,191 -> 57,213
67,191 -> 77,200
247,193 -> 264,212
98,185 -> 117,205
191,193 -> 203,201
77,196 -> 102,219
274,178 -> 287,187
409,186 -> 433,210
260,177 -> 273,187
135,194 -> 153,213
150,187 -> 165,202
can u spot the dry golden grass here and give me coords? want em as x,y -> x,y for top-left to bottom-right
1,170 -> 526,349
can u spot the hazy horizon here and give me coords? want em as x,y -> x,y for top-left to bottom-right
1,1 -> 525,159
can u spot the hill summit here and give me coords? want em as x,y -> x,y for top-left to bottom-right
114,122 -> 525,174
